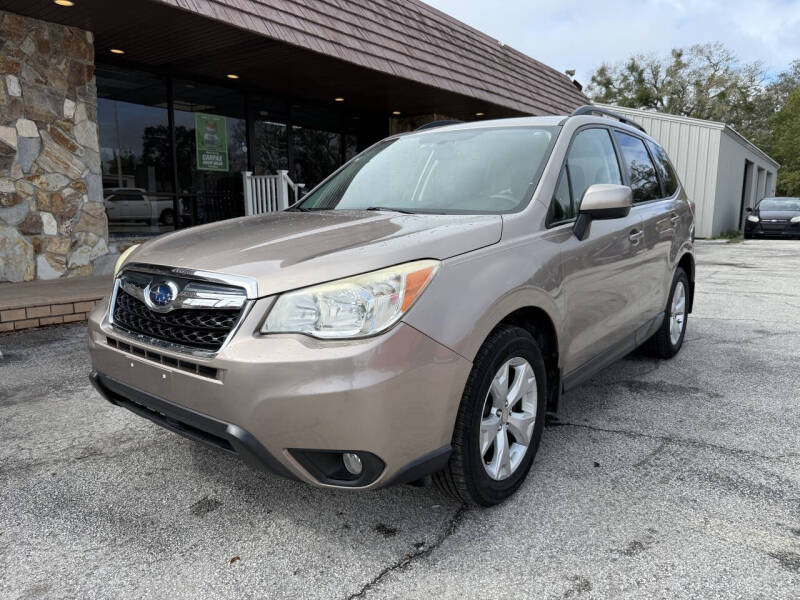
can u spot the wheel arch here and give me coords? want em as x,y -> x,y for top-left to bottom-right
677,252 -> 695,313
492,305 -> 560,412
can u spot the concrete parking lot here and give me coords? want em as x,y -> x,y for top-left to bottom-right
1,239 -> 799,599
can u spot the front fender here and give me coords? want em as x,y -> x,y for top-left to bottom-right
403,241 -> 563,364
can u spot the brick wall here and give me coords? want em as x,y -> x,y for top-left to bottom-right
0,297 -> 100,331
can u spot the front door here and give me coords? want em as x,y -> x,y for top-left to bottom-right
548,127 -> 651,375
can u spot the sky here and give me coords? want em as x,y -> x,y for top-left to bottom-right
423,0 -> 800,85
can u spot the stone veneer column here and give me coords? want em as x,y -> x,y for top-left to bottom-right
0,10 -> 107,282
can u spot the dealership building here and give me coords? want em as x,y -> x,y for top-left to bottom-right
0,0 -> 586,282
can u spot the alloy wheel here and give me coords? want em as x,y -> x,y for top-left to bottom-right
670,281 -> 686,345
479,357 -> 537,480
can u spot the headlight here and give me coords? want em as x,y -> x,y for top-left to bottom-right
791,216 -> 800,224
262,260 -> 440,339
747,215 -> 760,223
114,244 -> 139,277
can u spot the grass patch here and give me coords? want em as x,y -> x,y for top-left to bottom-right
715,229 -> 743,242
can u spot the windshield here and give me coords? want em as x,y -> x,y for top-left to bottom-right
757,197 -> 800,212
295,126 -> 558,214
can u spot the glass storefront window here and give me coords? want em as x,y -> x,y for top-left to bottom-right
253,121 -> 289,174
97,66 -> 174,237
96,63 -> 374,234
172,79 -> 248,226
292,126 -> 342,190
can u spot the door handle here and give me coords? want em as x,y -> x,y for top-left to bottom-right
670,212 -> 681,225
629,229 -> 644,245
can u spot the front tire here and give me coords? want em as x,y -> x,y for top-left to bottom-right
433,325 -> 546,507
642,267 -> 689,358
160,209 -> 175,226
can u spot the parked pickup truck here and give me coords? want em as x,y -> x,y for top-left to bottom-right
104,188 -> 175,226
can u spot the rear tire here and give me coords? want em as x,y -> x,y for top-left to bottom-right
433,325 -> 546,507
641,268 -> 689,359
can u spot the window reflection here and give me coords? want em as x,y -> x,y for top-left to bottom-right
292,126 -> 341,189
96,64 -> 369,236
173,80 -> 248,226
253,121 -> 289,173
614,131 -> 660,203
97,66 -> 174,237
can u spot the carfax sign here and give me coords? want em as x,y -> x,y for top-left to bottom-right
195,113 -> 229,172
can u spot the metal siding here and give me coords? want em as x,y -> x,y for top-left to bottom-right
713,130 -> 780,235
597,106 -> 724,238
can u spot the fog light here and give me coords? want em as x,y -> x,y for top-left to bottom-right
342,452 -> 363,475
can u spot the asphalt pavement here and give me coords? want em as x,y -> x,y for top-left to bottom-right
1,239 -> 798,599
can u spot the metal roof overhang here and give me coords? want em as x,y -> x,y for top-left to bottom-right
4,0 -> 542,121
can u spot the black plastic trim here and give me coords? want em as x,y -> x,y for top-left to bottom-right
561,331 -> 638,392
90,371 -> 297,481
382,444 -> 452,487
288,448 -> 385,488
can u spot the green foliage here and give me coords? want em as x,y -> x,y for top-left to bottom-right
587,43 -> 765,139
587,48 -> 800,196
769,87 -> 800,196
716,229 -> 743,240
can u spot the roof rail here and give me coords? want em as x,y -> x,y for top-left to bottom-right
569,105 -> 647,134
415,119 -> 462,131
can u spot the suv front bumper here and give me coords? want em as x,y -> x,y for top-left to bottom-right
87,298 -> 471,489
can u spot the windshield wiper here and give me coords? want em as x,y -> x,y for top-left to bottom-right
364,206 -> 417,214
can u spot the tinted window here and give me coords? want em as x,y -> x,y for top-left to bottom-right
647,141 -> 679,196
298,127 -> 556,214
614,131 -> 660,202
119,191 -> 145,201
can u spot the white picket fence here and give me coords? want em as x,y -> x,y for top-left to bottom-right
242,170 -> 305,216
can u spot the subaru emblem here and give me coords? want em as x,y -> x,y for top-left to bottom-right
144,279 -> 179,312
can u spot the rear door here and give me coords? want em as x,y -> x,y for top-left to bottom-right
552,127 -> 648,375
612,131 -> 684,320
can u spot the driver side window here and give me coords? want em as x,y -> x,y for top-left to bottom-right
550,128 -> 623,223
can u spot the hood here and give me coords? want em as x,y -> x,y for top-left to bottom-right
126,210 -> 502,297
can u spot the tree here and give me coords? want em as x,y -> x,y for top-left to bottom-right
587,43 -> 765,141
769,87 -> 800,196
747,60 -> 800,150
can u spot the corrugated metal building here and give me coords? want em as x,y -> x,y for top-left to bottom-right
597,104 -> 779,238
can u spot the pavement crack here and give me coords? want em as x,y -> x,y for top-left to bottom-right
555,422 -> 787,462
345,504 -> 468,600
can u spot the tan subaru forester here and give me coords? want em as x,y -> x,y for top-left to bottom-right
89,106 -> 695,506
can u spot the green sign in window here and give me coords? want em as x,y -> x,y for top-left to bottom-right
195,113 -> 229,172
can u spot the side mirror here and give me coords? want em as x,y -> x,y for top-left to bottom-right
574,184 -> 633,240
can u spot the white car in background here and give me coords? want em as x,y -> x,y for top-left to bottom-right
104,188 -> 175,226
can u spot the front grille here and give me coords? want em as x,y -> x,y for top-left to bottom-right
106,336 -> 219,379
113,288 -> 242,352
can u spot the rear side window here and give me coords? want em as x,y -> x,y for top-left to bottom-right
613,131 -> 660,202
647,141 -> 680,197
550,128 -> 622,223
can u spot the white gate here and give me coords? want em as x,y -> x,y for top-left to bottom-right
242,170 -> 305,216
